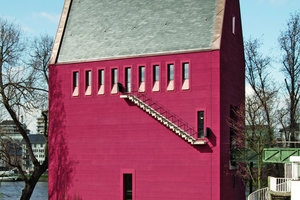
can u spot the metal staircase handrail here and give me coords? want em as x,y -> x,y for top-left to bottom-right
128,91 -> 200,139
248,187 -> 269,200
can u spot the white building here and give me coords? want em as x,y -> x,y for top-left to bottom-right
0,120 -> 30,142
22,134 -> 46,171
36,116 -> 46,135
0,120 -> 29,169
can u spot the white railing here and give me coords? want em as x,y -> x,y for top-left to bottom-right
248,187 -> 269,200
269,177 -> 292,193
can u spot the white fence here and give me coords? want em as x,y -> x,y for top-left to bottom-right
269,177 -> 292,193
248,187 -> 269,200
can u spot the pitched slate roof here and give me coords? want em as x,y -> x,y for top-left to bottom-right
22,134 -> 46,144
50,0 -> 225,64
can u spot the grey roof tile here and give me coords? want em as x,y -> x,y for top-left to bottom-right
57,0 -> 218,63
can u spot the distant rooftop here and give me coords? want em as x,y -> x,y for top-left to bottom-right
22,134 -> 45,144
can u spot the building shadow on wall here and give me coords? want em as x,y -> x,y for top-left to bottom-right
48,68 -> 81,200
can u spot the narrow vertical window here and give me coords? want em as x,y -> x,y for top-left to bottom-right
232,16 -> 236,34
123,174 -> 132,200
125,68 -> 131,93
182,62 -> 189,90
167,64 -> 174,91
152,65 -> 159,92
111,68 -> 118,94
230,105 -> 238,168
85,70 -> 91,96
138,66 -> 145,92
197,111 -> 204,138
72,71 -> 79,96
98,69 -> 104,95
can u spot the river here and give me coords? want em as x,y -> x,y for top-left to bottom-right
0,182 -> 48,200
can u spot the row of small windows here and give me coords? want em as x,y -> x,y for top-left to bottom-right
72,62 -> 190,96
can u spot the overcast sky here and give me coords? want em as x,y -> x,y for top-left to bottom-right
1,0 -> 300,132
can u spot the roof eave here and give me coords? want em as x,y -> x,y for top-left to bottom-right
49,0 -> 72,65
53,48 -> 220,66
212,0 -> 225,50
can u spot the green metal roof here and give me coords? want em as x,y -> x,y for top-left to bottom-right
56,0 -> 220,63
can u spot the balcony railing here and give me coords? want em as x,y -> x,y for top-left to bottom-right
269,177 -> 292,193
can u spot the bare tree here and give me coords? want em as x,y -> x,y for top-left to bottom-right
229,38 -> 280,191
0,18 -> 52,200
245,38 -> 278,144
279,12 -> 300,146
230,95 -> 271,191
29,34 -> 53,87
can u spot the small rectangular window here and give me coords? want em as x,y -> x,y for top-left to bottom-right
125,68 -> 131,93
139,66 -> 145,83
168,64 -> 174,81
230,105 -> 238,168
123,174 -> 132,200
111,68 -> 118,94
112,69 -> 118,84
153,65 -> 159,82
232,16 -> 236,34
72,71 -> 79,96
98,69 -> 104,95
152,65 -> 159,92
197,111 -> 204,138
167,64 -> 174,91
182,62 -> 189,90
183,63 -> 189,80
85,70 -> 91,95
138,66 -> 145,92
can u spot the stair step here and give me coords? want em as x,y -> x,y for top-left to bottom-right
193,140 -> 207,145
121,93 -> 207,146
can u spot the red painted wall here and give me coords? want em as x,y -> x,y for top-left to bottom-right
220,0 -> 245,199
49,51 -> 226,199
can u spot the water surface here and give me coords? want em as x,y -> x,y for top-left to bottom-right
0,181 -> 47,200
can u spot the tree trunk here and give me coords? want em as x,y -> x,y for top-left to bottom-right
21,182 -> 37,200
20,165 -> 46,200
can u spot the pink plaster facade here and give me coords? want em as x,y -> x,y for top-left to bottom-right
49,0 -> 245,199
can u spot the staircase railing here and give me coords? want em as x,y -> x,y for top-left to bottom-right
248,187 -> 269,200
120,91 -> 206,144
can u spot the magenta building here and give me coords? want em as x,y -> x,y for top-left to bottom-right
49,0 -> 245,199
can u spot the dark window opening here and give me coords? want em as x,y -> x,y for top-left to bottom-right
99,69 -> 104,87
230,105 -> 238,167
98,69 -> 104,94
183,63 -> 189,80
123,174 -> 132,200
73,71 -> 79,89
112,69 -> 118,85
197,111 -> 204,138
72,71 -> 79,96
139,66 -> 145,83
125,68 -> 131,93
86,70 -> 91,88
167,64 -> 174,81
153,65 -> 159,82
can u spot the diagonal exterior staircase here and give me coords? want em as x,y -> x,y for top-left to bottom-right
120,91 -> 207,145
